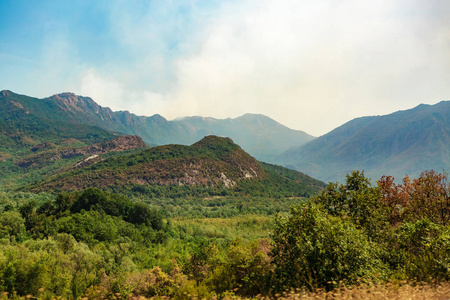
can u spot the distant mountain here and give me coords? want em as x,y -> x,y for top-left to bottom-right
278,101 -> 450,183
0,90 -> 314,162
173,114 -> 314,162
29,136 -> 325,198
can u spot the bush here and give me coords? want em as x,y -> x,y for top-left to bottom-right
394,219 -> 450,281
270,203 -> 387,291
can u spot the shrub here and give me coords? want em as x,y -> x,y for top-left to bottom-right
270,203 -> 387,291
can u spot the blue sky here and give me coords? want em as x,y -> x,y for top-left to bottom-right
1,0 -> 450,136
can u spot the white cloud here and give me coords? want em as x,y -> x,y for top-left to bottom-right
160,0 -> 450,136
68,0 -> 450,136
79,68 -> 125,110
78,68 -> 167,116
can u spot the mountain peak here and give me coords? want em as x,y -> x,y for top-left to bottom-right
192,135 -> 237,150
279,100 -> 450,182
49,93 -> 101,113
240,113 -> 267,118
0,90 -> 13,97
57,92 -> 77,97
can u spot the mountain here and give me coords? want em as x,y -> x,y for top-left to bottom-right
0,90 -> 314,162
0,90 -> 179,147
29,136 -> 325,198
278,101 -> 450,182
172,114 -> 314,162
0,90 -> 118,158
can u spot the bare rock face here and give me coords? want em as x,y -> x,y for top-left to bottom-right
31,142 -> 56,152
98,135 -> 146,152
49,92 -> 115,119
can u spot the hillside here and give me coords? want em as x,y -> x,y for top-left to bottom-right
29,136 -> 325,198
0,134 -> 146,189
0,90 -> 117,155
0,90 -> 314,162
278,101 -> 450,182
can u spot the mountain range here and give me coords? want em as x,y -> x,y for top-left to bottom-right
1,89 -> 449,185
277,101 -> 450,182
0,90 -> 324,196
0,90 -> 313,163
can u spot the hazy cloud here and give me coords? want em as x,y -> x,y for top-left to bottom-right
162,0 -> 450,135
1,0 -> 450,136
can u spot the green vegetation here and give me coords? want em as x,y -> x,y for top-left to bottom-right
27,136 -> 324,200
2,90 -> 449,299
270,170 -> 450,293
0,171 -> 449,299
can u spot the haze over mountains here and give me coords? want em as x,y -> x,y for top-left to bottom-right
278,101 -> 450,182
0,90 -> 313,163
0,89 -> 323,196
1,89 -> 449,184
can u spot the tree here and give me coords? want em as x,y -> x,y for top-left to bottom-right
379,170 -> 450,225
0,211 -> 26,241
270,203 -> 387,291
314,171 -> 389,240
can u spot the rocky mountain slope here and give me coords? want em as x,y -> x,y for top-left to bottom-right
0,90 -> 116,156
1,133 -> 146,189
0,90 -> 314,162
278,101 -> 450,182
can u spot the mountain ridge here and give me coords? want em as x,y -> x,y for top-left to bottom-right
278,100 -> 450,182
0,90 -> 314,162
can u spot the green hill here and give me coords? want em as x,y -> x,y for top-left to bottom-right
0,90 -> 129,189
29,136 -> 325,198
0,90 -> 117,154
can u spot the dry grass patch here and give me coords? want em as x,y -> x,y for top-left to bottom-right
265,282 -> 450,300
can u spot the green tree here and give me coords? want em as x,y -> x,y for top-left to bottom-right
270,203 -> 387,291
314,171 -> 390,240
394,219 -> 450,282
0,211 -> 26,241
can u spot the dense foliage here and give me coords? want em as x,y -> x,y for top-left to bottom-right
270,170 -> 450,293
0,171 -> 449,299
29,136 -> 324,199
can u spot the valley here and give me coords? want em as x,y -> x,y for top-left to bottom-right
0,90 -> 449,299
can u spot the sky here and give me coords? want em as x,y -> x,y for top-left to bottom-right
1,0 -> 449,136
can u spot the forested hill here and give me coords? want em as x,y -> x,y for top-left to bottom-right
0,90 -> 314,162
29,135 -> 325,198
278,101 -> 450,182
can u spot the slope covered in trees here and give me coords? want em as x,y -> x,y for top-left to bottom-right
29,136 -> 325,199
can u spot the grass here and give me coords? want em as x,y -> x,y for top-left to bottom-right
267,281 -> 450,300
2,281 -> 449,299
171,215 -> 274,241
